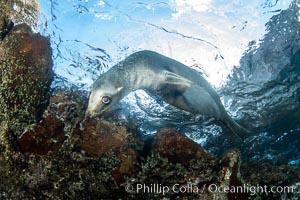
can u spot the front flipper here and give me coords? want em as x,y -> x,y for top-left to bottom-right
162,70 -> 192,87
176,84 -> 222,119
155,73 -> 222,119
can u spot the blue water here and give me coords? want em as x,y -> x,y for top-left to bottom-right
38,0 -> 300,163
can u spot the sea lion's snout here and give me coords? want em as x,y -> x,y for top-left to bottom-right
80,112 -> 102,130
85,89 -> 105,119
84,108 -> 102,119
84,110 -> 92,119
85,104 -> 95,118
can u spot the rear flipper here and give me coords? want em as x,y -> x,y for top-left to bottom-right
223,115 -> 253,141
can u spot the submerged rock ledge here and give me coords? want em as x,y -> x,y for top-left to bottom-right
0,87 -> 299,199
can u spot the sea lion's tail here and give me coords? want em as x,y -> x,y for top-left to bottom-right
224,115 -> 252,141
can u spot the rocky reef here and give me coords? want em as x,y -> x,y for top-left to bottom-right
0,85 -> 299,199
1,2 -> 300,200
0,23 -> 53,152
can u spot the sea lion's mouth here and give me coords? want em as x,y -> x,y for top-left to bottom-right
84,110 -> 102,119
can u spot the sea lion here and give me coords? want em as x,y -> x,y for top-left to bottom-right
85,50 -> 251,139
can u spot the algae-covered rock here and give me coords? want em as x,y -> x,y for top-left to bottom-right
1,87 -> 300,199
73,118 -> 131,157
152,128 -> 214,166
124,128 -> 216,199
0,150 -> 122,199
1,0 -> 39,28
241,160 -> 300,199
72,118 -> 139,184
1,0 -> 39,40
18,115 -> 65,155
214,149 -> 249,200
47,87 -> 89,122
0,1 -> 13,40
0,15 -> 13,40
0,23 -> 53,148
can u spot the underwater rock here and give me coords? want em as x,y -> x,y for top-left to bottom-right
11,0 -> 39,27
73,118 -> 128,157
215,149 -> 249,200
72,118 -> 138,184
18,115 -> 65,155
0,23 -> 53,142
217,149 -> 242,185
0,15 -> 13,40
0,1 -> 13,40
242,160 -> 300,199
47,87 -> 89,125
152,128 -> 214,166
113,147 -> 138,185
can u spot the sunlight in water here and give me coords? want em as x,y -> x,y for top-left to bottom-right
39,0 -> 292,88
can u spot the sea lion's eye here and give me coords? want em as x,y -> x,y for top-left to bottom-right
101,96 -> 111,105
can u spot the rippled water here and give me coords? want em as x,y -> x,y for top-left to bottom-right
38,0 -> 300,162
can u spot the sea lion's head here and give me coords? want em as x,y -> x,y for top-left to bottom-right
85,76 -> 125,118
